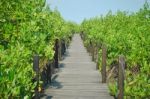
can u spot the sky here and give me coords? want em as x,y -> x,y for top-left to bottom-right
46,0 -> 148,23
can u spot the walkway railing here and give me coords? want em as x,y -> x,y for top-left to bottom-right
32,38 -> 70,99
101,45 -> 125,99
81,33 -> 125,99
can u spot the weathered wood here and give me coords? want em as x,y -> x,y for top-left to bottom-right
59,39 -> 66,60
89,40 -> 92,56
33,55 -> 39,72
96,51 -> 99,70
92,44 -> 95,61
54,39 -> 59,68
61,40 -> 66,55
118,55 -> 125,99
47,60 -> 52,84
96,46 -> 101,70
102,45 -> 107,83
33,55 -> 40,99
42,34 -> 113,99
58,40 -> 62,61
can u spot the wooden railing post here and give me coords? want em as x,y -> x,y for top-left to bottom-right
96,54 -> 99,70
96,47 -> 99,70
47,60 -> 52,84
33,55 -> 40,99
58,40 -> 62,60
92,44 -> 95,61
89,40 -> 92,56
102,45 -> 107,83
54,39 -> 59,68
118,55 -> 125,99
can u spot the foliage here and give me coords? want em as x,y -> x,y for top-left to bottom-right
0,0 -> 76,98
80,1 -> 150,98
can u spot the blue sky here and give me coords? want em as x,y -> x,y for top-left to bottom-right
46,0 -> 148,23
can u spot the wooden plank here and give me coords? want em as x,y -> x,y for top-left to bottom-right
42,34 -> 113,99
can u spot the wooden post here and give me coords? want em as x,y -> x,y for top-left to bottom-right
96,54 -> 99,70
54,39 -> 59,68
89,40 -> 92,56
92,45 -> 95,61
58,40 -> 62,60
102,45 -> 106,83
62,40 -> 66,55
33,55 -> 40,99
47,60 -> 52,84
118,55 -> 125,99
96,47 -> 99,70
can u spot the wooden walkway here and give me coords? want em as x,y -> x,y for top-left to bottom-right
42,34 -> 114,99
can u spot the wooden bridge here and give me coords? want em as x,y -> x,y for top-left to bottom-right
42,34 -> 114,99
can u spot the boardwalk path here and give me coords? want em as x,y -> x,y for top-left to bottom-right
42,34 -> 113,99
